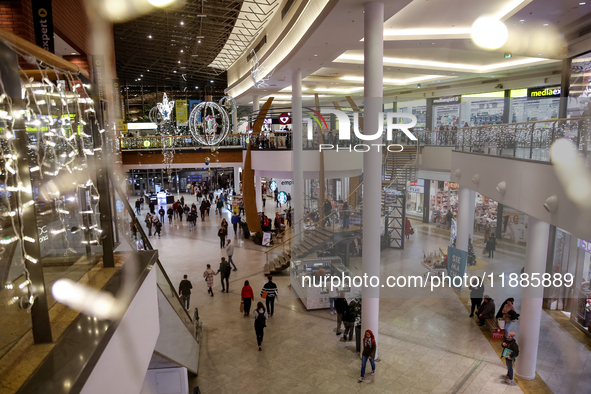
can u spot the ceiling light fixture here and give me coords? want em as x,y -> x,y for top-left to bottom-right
173,71 -> 177,73
180,49 -> 183,53
580,2 -> 587,5
471,17 -> 508,49
148,0 -> 176,6
210,80 -> 214,83
180,21 -> 184,25
147,35 -> 152,39
335,54 -> 548,72
195,86 -> 198,89
198,40 -> 201,44
543,23 -> 548,26
71,52 -> 76,55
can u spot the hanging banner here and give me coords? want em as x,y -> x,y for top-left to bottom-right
112,79 -> 123,120
32,0 -> 54,53
91,55 -> 105,101
176,100 -> 188,124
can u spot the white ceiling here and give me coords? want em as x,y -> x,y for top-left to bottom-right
235,0 -> 590,105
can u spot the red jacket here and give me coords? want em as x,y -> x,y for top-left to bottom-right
241,285 -> 254,300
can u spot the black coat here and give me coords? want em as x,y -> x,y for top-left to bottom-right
335,298 -> 348,314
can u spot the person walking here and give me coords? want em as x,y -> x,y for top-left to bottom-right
154,217 -> 162,238
178,274 -> 193,309
358,330 -> 377,382
286,193 -> 291,207
135,199 -> 141,215
203,264 -> 217,297
252,302 -> 268,351
226,240 -> 237,271
446,210 -> 453,230
501,299 -> 517,338
469,277 -> 485,317
477,295 -> 496,326
218,225 -> 228,249
177,203 -> 184,222
241,280 -> 254,317
261,275 -> 278,317
501,332 -> 519,384
188,210 -> 195,231
486,233 -> 497,258
274,189 -> 279,207
145,213 -> 153,236
231,212 -> 240,234
217,257 -> 231,293
200,201 -> 206,221
216,198 -> 223,216
405,218 -> 413,240
329,287 -> 338,315
342,300 -> 356,341
158,206 -> 165,223
342,201 -> 350,229
239,199 -> 245,216
184,204 -> 190,221
167,206 -> 173,224
334,293 -> 348,336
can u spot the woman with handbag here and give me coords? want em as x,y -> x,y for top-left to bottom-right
241,280 -> 254,317
203,264 -> 218,297
405,218 -> 413,240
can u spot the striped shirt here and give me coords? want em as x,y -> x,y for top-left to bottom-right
261,282 -> 278,298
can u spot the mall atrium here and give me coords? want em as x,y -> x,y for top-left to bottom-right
0,0 -> 590,393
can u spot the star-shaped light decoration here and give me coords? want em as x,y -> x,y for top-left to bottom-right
203,115 -> 218,135
157,93 -> 175,121
250,49 -> 274,89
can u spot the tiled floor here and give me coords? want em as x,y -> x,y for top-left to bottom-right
134,193 -> 590,394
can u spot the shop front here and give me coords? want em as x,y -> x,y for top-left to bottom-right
429,181 -> 459,226
548,229 -> 591,338
460,92 -> 505,126
398,99 -> 427,131
510,87 -> 561,122
406,180 -> 425,220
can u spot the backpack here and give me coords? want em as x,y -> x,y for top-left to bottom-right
254,310 -> 266,329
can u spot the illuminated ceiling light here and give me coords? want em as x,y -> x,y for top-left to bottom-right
340,75 -> 448,84
210,80 -> 214,83
519,19 -> 525,22
195,86 -> 199,89
543,23 -> 549,26
173,70 -> 177,73
147,35 -> 152,39
71,52 -> 77,55
335,54 -> 548,72
180,49 -> 183,53
178,60 -> 181,63
580,2 -> 587,5
198,40 -> 201,44
148,0 -> 176,7
471,17 -> 508,49
180,21 -> 184,25
383,27 -> 471,38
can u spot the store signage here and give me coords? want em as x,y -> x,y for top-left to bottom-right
447,246 -> 467,290
176,100 -> 188,124
408,186 -> 424,193
528,87 -> 561,98
410,181 -> 417,186
269,180 -> 277,191
37,225 -> 49,243
127,122 -> 158,130
32,0 -> 54,53
445,182 -> 459,189
281,180 -> 292,186
91,55 -> 105,101
579,239 -> 591,253
277,191 -> 288,204
433,96 -> 461,105
278,113 -> 291,124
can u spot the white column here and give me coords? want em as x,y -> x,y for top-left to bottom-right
456,186 -> 475,252
361,1 -> 383,358
292,69 -> 304,239
232,110 -> 238,134
516,217 -> 550,380
233,166 -> 241,194
255,171 -> 262,212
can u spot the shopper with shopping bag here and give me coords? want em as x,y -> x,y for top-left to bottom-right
501,332 -> 519,385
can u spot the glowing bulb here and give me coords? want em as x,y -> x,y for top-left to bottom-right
471,17 -> 508,49
148,0 -> 176,7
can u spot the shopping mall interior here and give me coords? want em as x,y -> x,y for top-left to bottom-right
0,0 -> 591,393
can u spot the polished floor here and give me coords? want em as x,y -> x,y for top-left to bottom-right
135,193 -> 591,394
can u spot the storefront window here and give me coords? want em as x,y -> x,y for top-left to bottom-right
406,179 -> 425,219
429,181 -> 458,225
568,51 -> 591,118
460,92 -> 505,126
398,99 -> 427,131
499,207 -> 528,244
510,87 -> 560,122
433,96 -> 461,130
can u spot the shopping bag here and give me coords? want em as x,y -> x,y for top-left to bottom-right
240,302 -> 244,313
501,348 -> 513,358
498,319 -> 505,329
262,291 -> 268,299
410,228 -> 414,235
482,247 -> 487,255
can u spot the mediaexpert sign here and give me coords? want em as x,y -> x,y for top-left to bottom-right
447,246 -> 467,290
32,0 -> 54,53
433,96 -> 461,105
528,87 -> 561,98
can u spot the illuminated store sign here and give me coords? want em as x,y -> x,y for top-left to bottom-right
579,239 -> 591,253
433,96 -> 461,105
527,87 -> 561,98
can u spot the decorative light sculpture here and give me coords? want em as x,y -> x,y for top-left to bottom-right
188,101 -> 230,146
157,92 -> 175,121
219,96 -> 237,115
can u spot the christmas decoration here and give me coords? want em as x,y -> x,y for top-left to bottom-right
249,49 -> 274,88
467,236 -> 477,267
188,101 -> 230,146
157,92 -> 175,121
219,95 -> 237,115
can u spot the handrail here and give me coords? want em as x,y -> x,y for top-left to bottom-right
111,177 -> 194,324
0,27 -> 90,78
121,133 -> 245,140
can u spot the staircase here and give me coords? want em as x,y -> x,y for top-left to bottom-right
382,145 -> 418,191
264,226 -> 334,275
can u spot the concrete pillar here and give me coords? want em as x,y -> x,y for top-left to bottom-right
515,217 -> 550,380
252,95 -> 259,129
255,171 -> 262,212
233,166 -> 241,194
292,69 -> 304,239
232,110 -> 238,134
456,186 -> 475,252
360,1 -> 383,358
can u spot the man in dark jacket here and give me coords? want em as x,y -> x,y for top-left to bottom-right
231,212 -> 240,234
218,257 -> 231,293
334,293 -> 348,336
135,199 -> 141,215
477,295 -> 495,326
502,332 -> 519,384
469,277 -> 485,317
178,274 -> 193,309
342,300 -> 356,341
261,276 -> 279,317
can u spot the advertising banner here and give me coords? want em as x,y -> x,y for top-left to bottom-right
32,0 -> 54,53
447,246 -> 467,290
176,100 -> 188,124
91,55 -> 106,101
